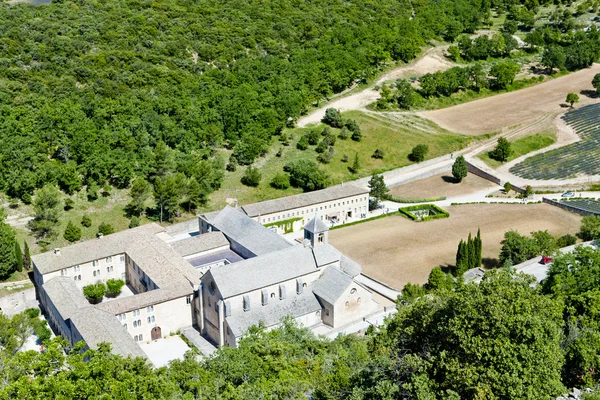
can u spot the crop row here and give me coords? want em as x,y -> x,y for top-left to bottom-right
559,199 -> 600,215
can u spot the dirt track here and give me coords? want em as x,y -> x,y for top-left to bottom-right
419,65 -> 600,135
329,203 -> 581,289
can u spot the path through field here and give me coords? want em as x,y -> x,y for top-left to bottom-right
297,46 -> 454,127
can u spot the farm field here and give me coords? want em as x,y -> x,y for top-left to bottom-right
559,199 -> 600,215
388,173 -> 497,199
478,130 -> 556,168
329,203 -> 581,289
418,64 -> 600,135
510,103 -> 600,180
206,110 -> 471,209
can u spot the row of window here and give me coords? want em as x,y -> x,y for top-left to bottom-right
345,298 -> 361,307
61,262 -> 118,277
134,334 -> 144,342
264,197 -> 367,223
91,255 -> 125,267
118,306 -> 155,322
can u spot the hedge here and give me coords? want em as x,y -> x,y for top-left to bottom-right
398,204 -> 449,222
386,195 -> 446,204
330,211 -> 399,230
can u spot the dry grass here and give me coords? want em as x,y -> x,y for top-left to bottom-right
419,64 -> 600,135
329,203 -> 582,289
388,173 -> 497,199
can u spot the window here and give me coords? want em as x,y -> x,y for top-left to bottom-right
186,296 -> 192,304
270,293 -> 275,299
133,309 -> 140,317
147,316 -> 155,323
93,270 -> 96,277
345,301 -> 349,307
123,323 -> 127,330
357,297 -> 361,303
92,260 -> 98,267
303,283 -> 307,288
74,265 -> 80,272
146,306 -> 154,313
60,269 -> 67,276
315,310 -> 321,316
118,314 -> 127,321
350,288 -> 357,294
106,266 -> 113,273
120,255 -> 125,262
139,334 -> 143,341
133,319 -> 141,328
106,256 -> 112,263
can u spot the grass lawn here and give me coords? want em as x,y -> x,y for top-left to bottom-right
478,130 -> 556,168
205,110 -> 472,209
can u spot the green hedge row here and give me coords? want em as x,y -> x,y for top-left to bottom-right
330,212 -> 399,230
450,201 -> 543,205
386,195 -> 446,203
398,204 -> 450,222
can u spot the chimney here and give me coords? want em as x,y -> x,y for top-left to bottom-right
54,248 -> 61,256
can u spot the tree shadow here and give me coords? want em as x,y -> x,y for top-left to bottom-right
559,103 -> 571,109
580,89 -> 599,99
441,175 -> 459,184
482,257 -> 499,269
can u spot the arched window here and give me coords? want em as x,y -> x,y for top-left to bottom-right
350,288 -> 357,294
357,297 -> 361,303
271,293 -> 275,298
345,301 -> 349,307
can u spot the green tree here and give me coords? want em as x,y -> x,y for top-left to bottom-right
524,185 -> 534,197
23,241 -> 31,270
127,179 -> 151,217
58,162 -> 82,195
29,185 -> 62,240
489,137 -> 512,162
504,181 -> 512,193
63,221 -> 82,243
452,155 -> 468,182
541,45 -> 566,73
106,279 -> 125,297
556,234 -> 577,247
349,153 -> 360,173
241,166 -> 262,187
409,144 -> 429,162
566,92 -> 579,107
151,140 -> 174,180
394,79 -> 415,109
593,73 -> 600,94
296,135 -> 309,150
426,267 -> 454,291
284,160 -> 329,192
83,283 -> 107,303
98,222 -> 115,236
322,108 -> 343,128
129,216 -> 140,229
14,239 -> 23,273
81,214 -> 92,228
270,173 -> 290,190
153,174 -> 185,223
580,215 -> 600,241
489,61 -> 520,89
400,283 -> 426,302
499,230 -> 541,265
368,174 -> 388,209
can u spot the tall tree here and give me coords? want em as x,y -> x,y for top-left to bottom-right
368,174 -> 388,209
14,240 -> 23,273
23,241 -> 31,270
29,185 -> 62,240
127,179 -> 152,217
153,174 -> 185,223
0,212 -> 17,280
452,156 -> 468,182
489,137 -> 513,162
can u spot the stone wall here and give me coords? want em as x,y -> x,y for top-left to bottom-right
0,287 -> 37,317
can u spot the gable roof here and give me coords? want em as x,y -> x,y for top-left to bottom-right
240,184 -> 368,217
304,216 -> 329,233
207,245 -> 319,299
312,266 -> 355,305
169,232 -> 229,257
209,207 -> 292,256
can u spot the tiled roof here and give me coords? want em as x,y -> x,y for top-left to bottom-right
312,266 -> 354,305
209,207 -> 292,256
169,232 -> 229,257
304,216 -> 329,233
240,184 -> 368,217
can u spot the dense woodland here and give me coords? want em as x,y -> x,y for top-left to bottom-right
0,0 -> 524,206
4,248 -> 600,399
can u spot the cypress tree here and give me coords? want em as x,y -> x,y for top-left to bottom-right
475,228 -> 482,268
467,233 -> 475,269
456,239 -> 465,267
14,240 -> 23,272
23,241 -> 31,270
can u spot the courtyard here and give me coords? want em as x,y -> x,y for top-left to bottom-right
329,203 -> 582,289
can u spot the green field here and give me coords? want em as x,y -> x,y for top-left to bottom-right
479,130 -> 556,168
205,111 -> 472,209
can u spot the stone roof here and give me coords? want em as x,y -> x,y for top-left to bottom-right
207,245 -> 321,299
312,266 -> 355,305
32,224 -> 165,274
304,216 -> 329,233
240,184 -> 368,217
340,255 -> 362,277
169,232 -> 230,257
42,277 -> 88,319
209,207 -> 292,256
70,308 -> 145,358
313,245 -> 340,267
226,290 -> 322,337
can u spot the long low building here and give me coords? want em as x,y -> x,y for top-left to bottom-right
203,184 -> 370,234
33,205 -> 382,358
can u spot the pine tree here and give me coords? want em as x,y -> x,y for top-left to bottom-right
23,241 -> 31,270
14,240 -> 23,272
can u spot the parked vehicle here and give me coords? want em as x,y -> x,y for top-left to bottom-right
561,192 -> 574,198
540,256 -> 553,265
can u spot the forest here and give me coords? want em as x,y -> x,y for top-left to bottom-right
3,248 -> 600,399
0,0 -> 495,205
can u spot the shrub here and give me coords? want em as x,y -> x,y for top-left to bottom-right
106,279 -> 126,297
129,216 -> 140,228
322,108 -> 343,128
351,129 -> 362,142
275,147 -> 283,157
296,135 -> 309,150
372,149 -> 385,159
341,154 -> 349,162
87,183 -> 99,201
270,173 -> 290,189
345,119 -> 360,132
226,155 -> 238,172
306,130 -> 320,145
338,127 -> 350,140
81,214 -> 92,227
317,149 -> 333,164
504,182 -> 512,193
489,137 -> 512,162
409,144 -> 429,162
102,184 -> 112,197
284,159 -> 329,192
315,140 -> 328,154
241,166 -> 262,187
399,204 -> 450,222
556,234 -> 577,248
35,322 -> 52,344
323,133 -> 336,147
25,308 -> 40,318
98,222 -> 114,236
83,283 -> 106,304
64,198 -> 74,211
63,221 -> 82,242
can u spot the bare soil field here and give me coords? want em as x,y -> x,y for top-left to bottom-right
388,173 -> 497,199
419,64 -> 600,135
329,203 -> 581,289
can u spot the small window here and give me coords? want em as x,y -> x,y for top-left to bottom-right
123,323 -> 127,330
350,288 -> 357,294
270,293 -> 275,298
139,334 -> 143,341
146,306 -> 154,313
315,310 -> 321,316
60,269 -> 67,276
303,283 -> 307,288
106,267 -> 110,273
357,297 -> 361,303
92,260 -> 98,267
106,256 -> 112,263
345,301 -> 349,307
120,255 -> 125,262
133,310 -> 140,317
186,296 -> 192,304
78,275 -> 81,281
134,335 -> 139,342
147,316 -> 155,323
93,271 -> 96,277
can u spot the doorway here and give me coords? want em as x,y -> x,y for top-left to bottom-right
151,326 -> 162,341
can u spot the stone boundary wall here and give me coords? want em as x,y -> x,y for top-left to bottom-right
466,160 -> 526,194
542,197 -> 600,216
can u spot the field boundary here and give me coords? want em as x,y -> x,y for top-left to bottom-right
543,197 -> 600,216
